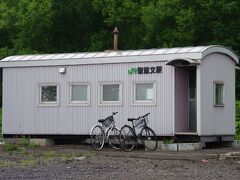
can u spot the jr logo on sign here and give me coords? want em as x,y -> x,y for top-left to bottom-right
128,66 -> 162,75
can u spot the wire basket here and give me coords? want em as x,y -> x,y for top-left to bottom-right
102,117 -> 114,127
133,117 -> 149,128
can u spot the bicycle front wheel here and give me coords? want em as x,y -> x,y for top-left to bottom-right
108,127 -> 121,150
140,127 -> 157,151
119,125 -> 136,152
90,125 -> 105,151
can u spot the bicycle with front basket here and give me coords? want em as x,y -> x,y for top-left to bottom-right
119,113 -> 157,152
90,112 -> 121,151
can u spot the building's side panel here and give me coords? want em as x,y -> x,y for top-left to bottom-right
3,60 -> 174,136
3,68 -> 21,134
175,67 -> 189,132
3,67 -> 61,134
200,53 -> 235,135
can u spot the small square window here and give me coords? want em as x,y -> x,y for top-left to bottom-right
39,84 -> 59,105
133,82 -> 156,105
103,85 -> 119,101
99,83 -> 122,106
214,83 -> 224,106
69,83 -> 90,105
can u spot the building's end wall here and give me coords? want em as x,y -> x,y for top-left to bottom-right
200,53 -> 235,136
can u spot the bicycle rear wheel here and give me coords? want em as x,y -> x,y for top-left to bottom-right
119,125 -> 136,152
108,127 -> 121,150
90,125 -> 105,151
140,127 -> 157,151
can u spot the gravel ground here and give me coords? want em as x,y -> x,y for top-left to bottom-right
0,145 -> 240,180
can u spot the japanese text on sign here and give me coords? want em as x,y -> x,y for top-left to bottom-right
128,66 -> 162,75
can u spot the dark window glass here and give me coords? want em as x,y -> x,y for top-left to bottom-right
41,86 -> 57,102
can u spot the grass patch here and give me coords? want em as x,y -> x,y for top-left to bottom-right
2,141 -> 22,152
17,137 -> 30,146
1,135 -> 39,153
0,160 -> 17,168
28,143 -> 39,148
2,137 -> 38,153
43,151 -> 57,158
20,159 -> 37,167
83,151 -> 96,158
59,152 -> 76,161
163,138 -> 174,144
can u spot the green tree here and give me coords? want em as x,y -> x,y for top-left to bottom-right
14,0 -> 53,54
140,0 -> 240,49
50,0 -> 103,52
93,0 -> 145,49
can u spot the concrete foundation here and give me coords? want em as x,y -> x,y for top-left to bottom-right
178,143 -> 202,151
232,140 -> 240,148
153,141 -> 202,151
0,138 -> 4,145
30,138 -> 54,146
161,144 -> 178,151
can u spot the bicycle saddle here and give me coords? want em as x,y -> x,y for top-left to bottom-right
98,119 -> 105,123
127,118 -> 137,122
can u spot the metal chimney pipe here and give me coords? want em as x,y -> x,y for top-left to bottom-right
113,27 -> 119,50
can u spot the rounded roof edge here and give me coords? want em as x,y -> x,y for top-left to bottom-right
201,45 -> 239,64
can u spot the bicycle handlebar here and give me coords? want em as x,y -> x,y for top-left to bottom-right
137,112 -> 150,120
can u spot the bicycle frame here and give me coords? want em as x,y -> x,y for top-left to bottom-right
125,116 -> 150,145
131,118 -> 147,136
102,121 -> 116,141
120,113 -> 157,151
90,112 -> 121,151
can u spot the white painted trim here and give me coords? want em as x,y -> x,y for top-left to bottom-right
131,81 -> 157,106
68,82 -> 90,106
172,67 -> 175,134
98,82 -> 123,106
38,83 -> 60,107
196,66 -> 201,135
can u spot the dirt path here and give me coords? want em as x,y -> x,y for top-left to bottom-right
0,145 -> 240,180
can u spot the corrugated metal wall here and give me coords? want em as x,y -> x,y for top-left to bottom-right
199,53 -> 235,135
3,60 -> 175,136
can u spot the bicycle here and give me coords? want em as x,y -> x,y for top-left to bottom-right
119,113 -> 157,152
90,112 -> 121,151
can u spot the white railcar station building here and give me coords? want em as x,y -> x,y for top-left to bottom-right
0,45 -> 239,144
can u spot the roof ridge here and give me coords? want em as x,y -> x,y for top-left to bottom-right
1,46 -> 210,62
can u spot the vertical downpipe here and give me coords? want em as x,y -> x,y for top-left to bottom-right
113,27 -> 119,51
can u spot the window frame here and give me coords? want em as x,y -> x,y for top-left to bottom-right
68,82 -> 90,106
213,82 -> 224,107
38,83 -> 60,106
132,81 -> 156,106
98,82 -> 123,106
